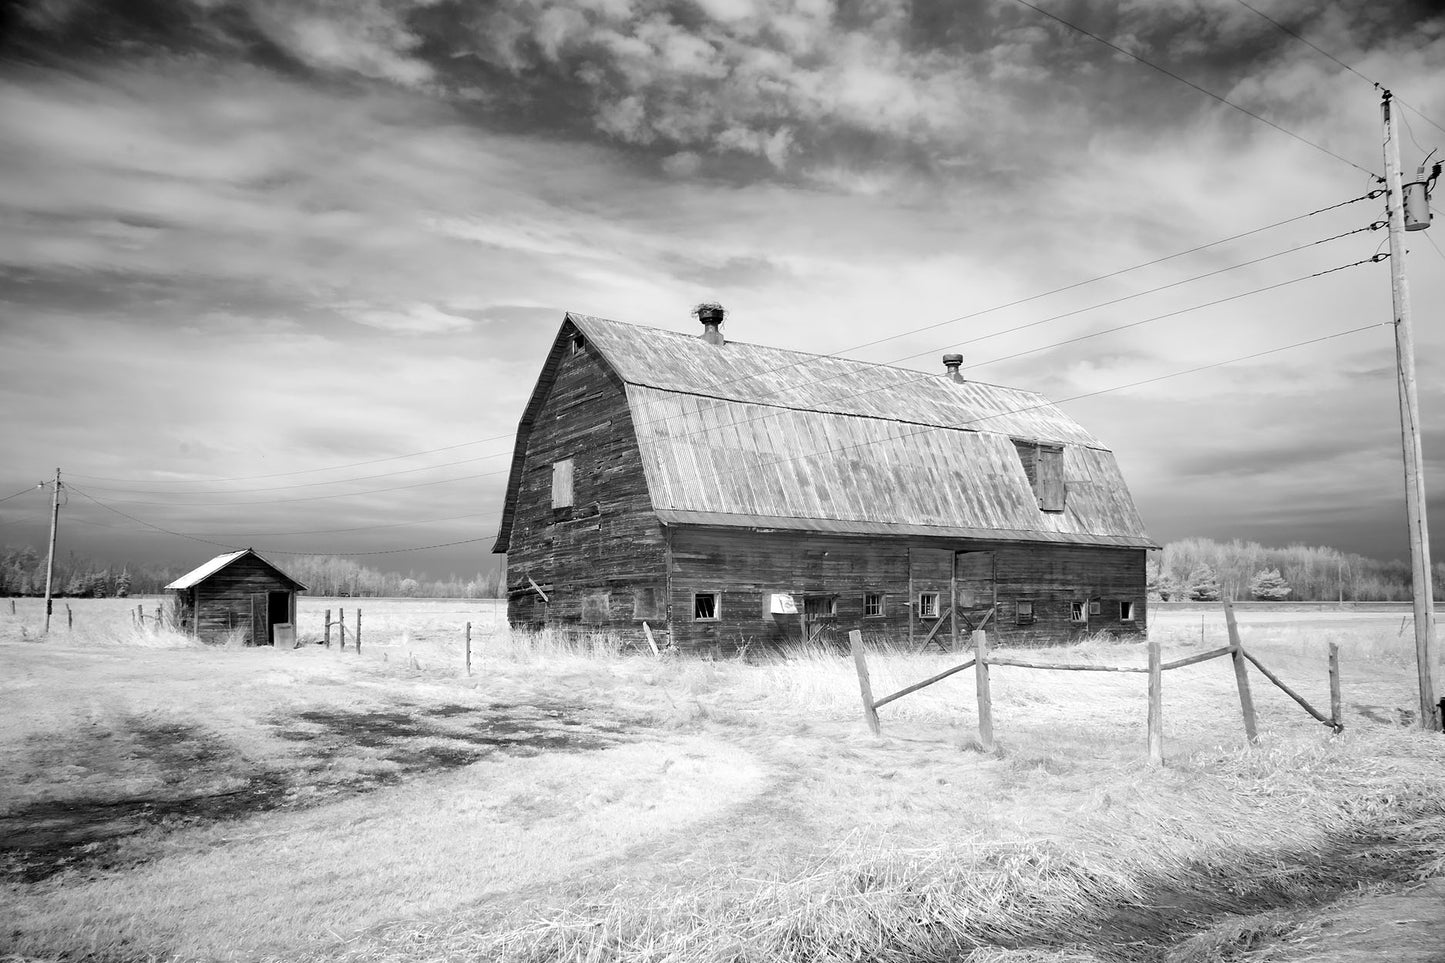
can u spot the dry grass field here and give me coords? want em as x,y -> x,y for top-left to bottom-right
1,597 -> 1443,962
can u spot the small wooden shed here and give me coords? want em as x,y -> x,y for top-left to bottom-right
165,549 -> 307,645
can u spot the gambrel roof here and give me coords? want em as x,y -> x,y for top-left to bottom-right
493,313 -> 1155,552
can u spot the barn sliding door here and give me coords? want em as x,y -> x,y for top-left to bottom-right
954,551 -> 996,630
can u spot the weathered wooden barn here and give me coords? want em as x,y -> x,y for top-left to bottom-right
493,312 -> 1156,650
165,549 -> 307,645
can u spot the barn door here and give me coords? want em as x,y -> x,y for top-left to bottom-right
250,593 -> 268,645
954,551 -> 996,632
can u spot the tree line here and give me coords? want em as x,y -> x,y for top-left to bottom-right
0,546 -> 507,599
1149,537 -> 1445,602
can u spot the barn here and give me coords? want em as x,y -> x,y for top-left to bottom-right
165,549 -> 307,645
493,311 -> 1156,651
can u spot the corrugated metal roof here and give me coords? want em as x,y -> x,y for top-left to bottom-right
570,313 -> 1103,447
630,387 -> 1154,545
164,549 -> 309,591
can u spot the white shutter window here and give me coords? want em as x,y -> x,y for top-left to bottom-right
552,459 -> 574,508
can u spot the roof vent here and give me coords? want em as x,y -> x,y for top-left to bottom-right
942,353 -> 964,383
694,302 -> 725,345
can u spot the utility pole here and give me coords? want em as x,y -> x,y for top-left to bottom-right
42,467 -> 61,634
1381,89 -> 1441,732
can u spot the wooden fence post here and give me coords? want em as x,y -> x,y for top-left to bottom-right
974,629 -> 994,751
66,604 -> 72,631
324,609 -> 331,648
1147,638 -> 1163,766
136,603 -> 143,626
9,600 -> 14,615
338,608 -> 345,650
1223,599 -> 1259,745
1329,642 -> 1342,732
355,609 -> 361,653
155,605 -> 161,628
465,622 -> 472,677
849,629 -> 881,735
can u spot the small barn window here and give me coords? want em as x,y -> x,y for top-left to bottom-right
693,592 -> 719,621
1016,600 -> 1035,625
1089,600 -> 1101,616
1070,601 -> 1087,623
581,592 -> 610,623
918,592 -> 940,618
863,592 -> 884,617
633,587 -> 665,621
1120,600 -> 1136,622
1012,440 -> 1066,512
551,459 -> 574,509
570,334 -> 586,355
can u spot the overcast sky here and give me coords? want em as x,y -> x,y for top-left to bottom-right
2,0 -> 1443,581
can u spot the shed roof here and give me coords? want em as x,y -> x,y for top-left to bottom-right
493,314 -> 1155,551
165,548 -> 309,591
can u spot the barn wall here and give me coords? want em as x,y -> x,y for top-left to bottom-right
504,338 -> 667,634
192,555 -> 298,644
665,528 -> 1146,652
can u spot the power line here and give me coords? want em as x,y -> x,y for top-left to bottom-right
971,254 -> 1385,369
1230,0 -> 1445,141
66,485 -> 241,551
0,484 -> 46,504
1009,0 -> 1379,178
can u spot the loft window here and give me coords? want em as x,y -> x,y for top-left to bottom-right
693,592 -> 719,621
1012,440 -> 1066,512
570,334 -> 585,355
1016,600 -> 1035,625
918,592 -> 940,618
551,458 -> 574,509
1120,600 -> 1136,622
863,592 -> 884,618
1070,601 -> 1087,623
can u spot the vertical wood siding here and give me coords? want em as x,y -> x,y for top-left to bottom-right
191,555 -> 299,644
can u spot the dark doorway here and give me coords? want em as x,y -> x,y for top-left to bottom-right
266,591 -> 290,645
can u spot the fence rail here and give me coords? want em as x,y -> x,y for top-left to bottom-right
850,598 -> 1344,765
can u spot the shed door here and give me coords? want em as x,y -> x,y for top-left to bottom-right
250,593 -> 268,646
954,551 -> 996,631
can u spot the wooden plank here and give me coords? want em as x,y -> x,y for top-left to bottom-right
642,621 -> 660,657
1147,638 -> 1163,766
849,630 -> 881,736
1223,598 -> 1259,745
974,629 -> 994,751
872,658 -> 977,711
915,607 -> 953,651
1159,645 -> 1234,671
1242,650 -> 1335,728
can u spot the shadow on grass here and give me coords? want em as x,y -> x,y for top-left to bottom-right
1,701 -> 633,883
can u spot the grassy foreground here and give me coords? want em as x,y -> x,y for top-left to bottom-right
1,599 -> 1442,962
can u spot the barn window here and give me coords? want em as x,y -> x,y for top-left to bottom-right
693,592 -> 719,621
1070,601 -> 1087,623
633,587 -> 665,621
1089,600 -> 1101,616
1012,440 -> 1066,512
863,592 -> 884,617
918,592 -> 940,618
570,334 -> 585,355
581,592 -> 610,623
1120,600 -> 1136,622
1016,600 -> 1036,625
551,459 -> 574,509
803,596 -> 836,618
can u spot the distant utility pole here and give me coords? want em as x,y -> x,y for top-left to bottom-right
42,467 -> 61,634
1381,89 -> 1441,732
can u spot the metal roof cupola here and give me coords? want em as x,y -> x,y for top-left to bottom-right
695,302 -> 725,345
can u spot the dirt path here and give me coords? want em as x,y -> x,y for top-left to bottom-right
1271,877 -> 1445,962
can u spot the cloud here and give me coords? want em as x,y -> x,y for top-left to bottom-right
345,302 -> 476,334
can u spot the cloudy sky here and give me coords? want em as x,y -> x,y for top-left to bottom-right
2,0 -> 1444,581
